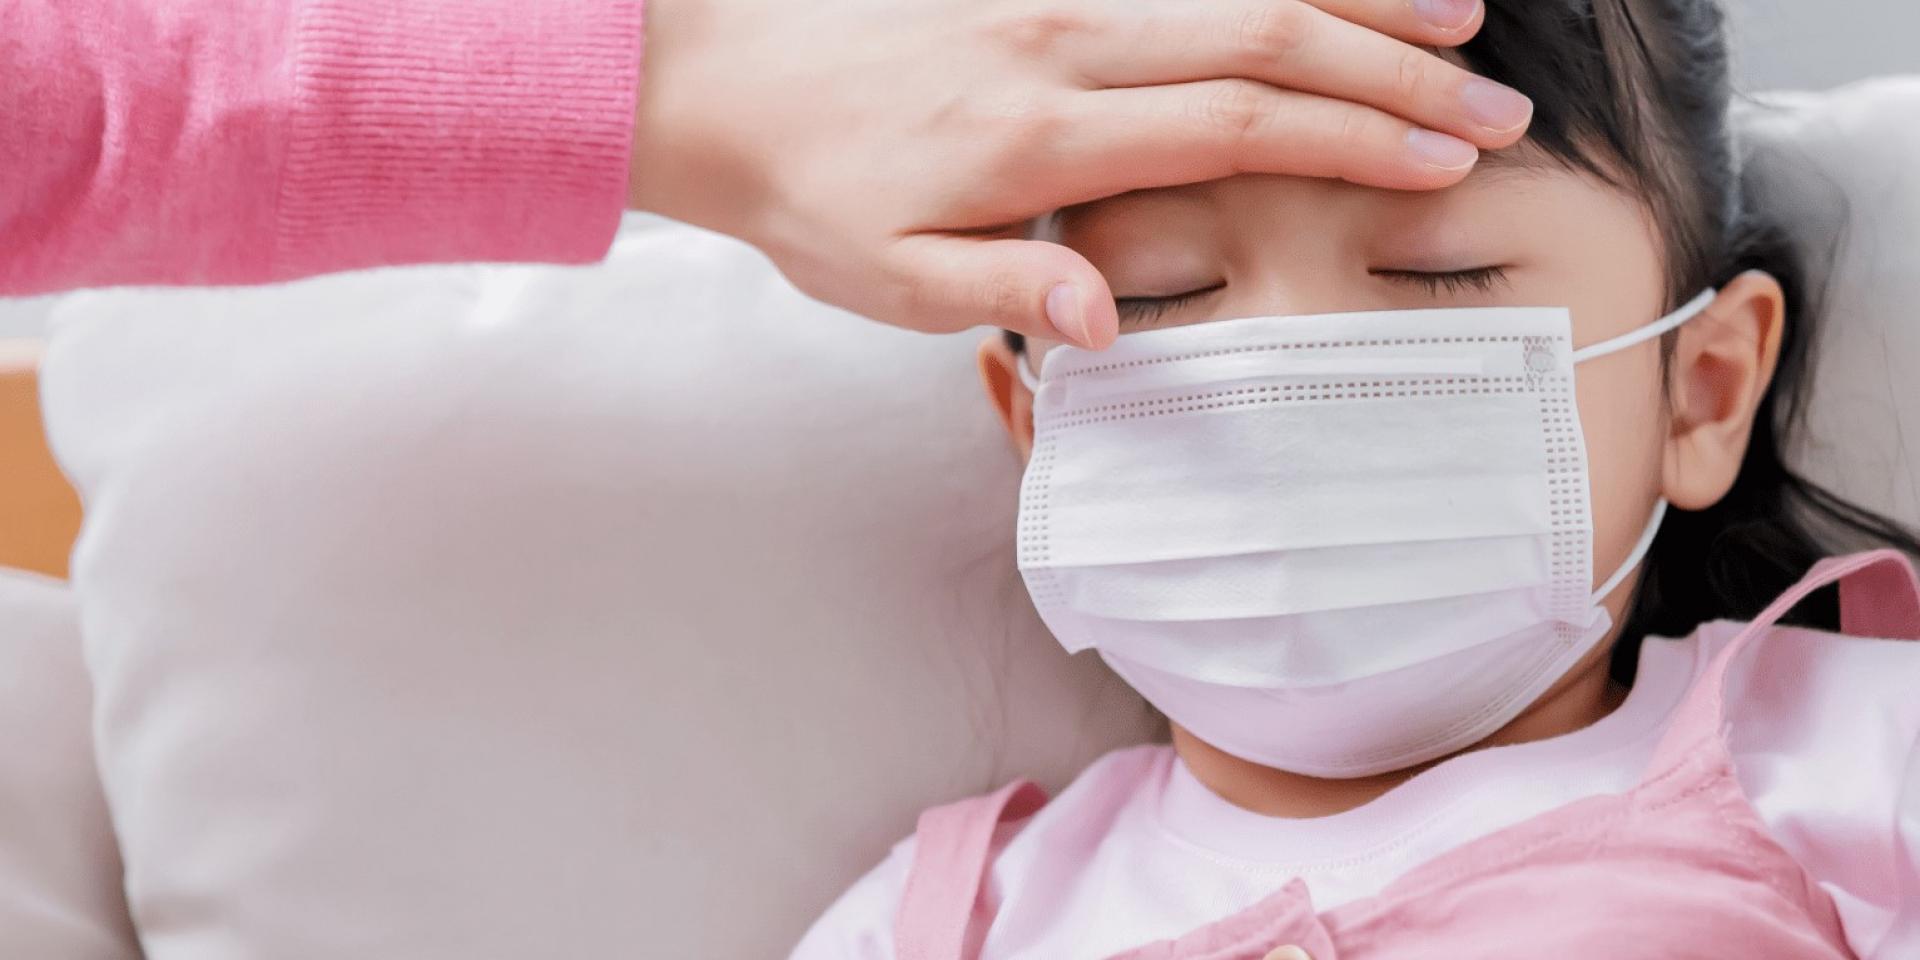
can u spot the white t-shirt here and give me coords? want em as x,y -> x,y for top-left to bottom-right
792,622 -> 1920,959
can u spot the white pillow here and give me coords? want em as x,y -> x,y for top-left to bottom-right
41,220 -> 1156,959
37,78 -> 1919,958
1740,78 -> 1920,529
0,570 -> 139,960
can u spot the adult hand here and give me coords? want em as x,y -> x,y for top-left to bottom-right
629,0 -> 1531,348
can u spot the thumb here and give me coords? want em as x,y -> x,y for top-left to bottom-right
885,234 -> 1118,349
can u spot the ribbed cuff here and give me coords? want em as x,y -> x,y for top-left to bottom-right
276,0 -> 645,276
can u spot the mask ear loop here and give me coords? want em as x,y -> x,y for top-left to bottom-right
1592,499 -> 1669,603
1572,291 -> 1709,603
1015,348 -> 1043,393
1571,289 -> 1717,364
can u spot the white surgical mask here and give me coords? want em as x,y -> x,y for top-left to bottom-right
1014,291 -> 1715,778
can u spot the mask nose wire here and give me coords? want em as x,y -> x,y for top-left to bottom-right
1570,289 -> 1717,364
1018,288 -> 1718,391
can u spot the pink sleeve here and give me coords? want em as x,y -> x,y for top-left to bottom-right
0,0 -> 644,297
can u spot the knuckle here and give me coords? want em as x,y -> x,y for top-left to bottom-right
1236,2 -> 1312,59
977,89 -> 1056,131
987,5 -> 1094,59
981,268 -> 1033,324
974,91 -> 1066,163
1331,105 -> 1383,151
1199,80 -> 1269,144
1392,48 -> 1435,105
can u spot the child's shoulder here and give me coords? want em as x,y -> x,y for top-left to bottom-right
1022,742 -> 1174,828
1707,615 -> 1920,748
788,744 -> 1172,960
1698,614 -> 1920,700
936,742 -> 1175,866
1688,615 -> 1920,949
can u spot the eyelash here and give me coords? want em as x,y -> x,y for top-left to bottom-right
1114,282 -> 1225,325
1372,265 -> 1512,295
1114,267 -> 1512,325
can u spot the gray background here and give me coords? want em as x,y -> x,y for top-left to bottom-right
1729,0 -> 1918,90
1,0 -> 1915,339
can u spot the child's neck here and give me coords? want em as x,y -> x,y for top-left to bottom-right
1173,657 -> 1630,820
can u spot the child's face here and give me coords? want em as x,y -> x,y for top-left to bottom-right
980,151 -> 1787,683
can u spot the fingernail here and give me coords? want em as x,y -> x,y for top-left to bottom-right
1461,76 -> 1534,133
1045,282 -> 1090,346
1412,0 -> 1479,32
1406,128 -> 1478,171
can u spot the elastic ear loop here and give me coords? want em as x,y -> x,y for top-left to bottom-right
1573,289 -> 1711,600
1015,349 -> 1042,393
1592,499 -> 1669,603
1571,289 -> 1717,364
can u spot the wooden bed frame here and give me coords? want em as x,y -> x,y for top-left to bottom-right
0,341 -> 82,579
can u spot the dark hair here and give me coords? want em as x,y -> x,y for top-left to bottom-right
1012,0 -> 1920,681
1459,0 -> 1920,680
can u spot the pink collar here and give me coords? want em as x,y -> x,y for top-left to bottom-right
1152,630 -> 1703,868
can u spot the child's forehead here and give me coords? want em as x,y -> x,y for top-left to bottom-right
1056,138 -> 1570,225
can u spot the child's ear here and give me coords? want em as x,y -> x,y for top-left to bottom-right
977,335 -> 1037,460
1661,270 -> 1787,510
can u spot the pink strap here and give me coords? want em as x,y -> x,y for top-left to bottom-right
1838,551 -> 1920,639
1651,549 -> 1920,771
893,780 -> 1049,960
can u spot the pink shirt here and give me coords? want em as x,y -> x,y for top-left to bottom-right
1,0 -> 644,296
795,617 -> 1920,958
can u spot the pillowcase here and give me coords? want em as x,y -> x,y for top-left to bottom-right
37,77 -> 1919,958
42,218 -> 1156,959
1739,77 -> 1920,530
0,570 -> 138,960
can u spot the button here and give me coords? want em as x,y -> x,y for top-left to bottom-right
1263,947 -> 1312,960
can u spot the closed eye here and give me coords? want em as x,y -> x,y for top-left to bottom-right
1114,281 -> 1227,327
1371,266 -> 1512,296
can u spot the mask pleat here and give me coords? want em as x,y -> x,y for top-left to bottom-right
1039,533 -> 1548,620
1041,584 -> 1561,687
1024,392 -> 1553,566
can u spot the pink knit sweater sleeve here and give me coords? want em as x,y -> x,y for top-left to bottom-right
0,0 -> 644,296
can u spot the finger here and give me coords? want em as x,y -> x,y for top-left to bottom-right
1077,0 -> 1529,148
883,235 -> 1119,349
1038,81 -> 1480,203
1081,0 -> 1485,69
1302,0 -> 1486,45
